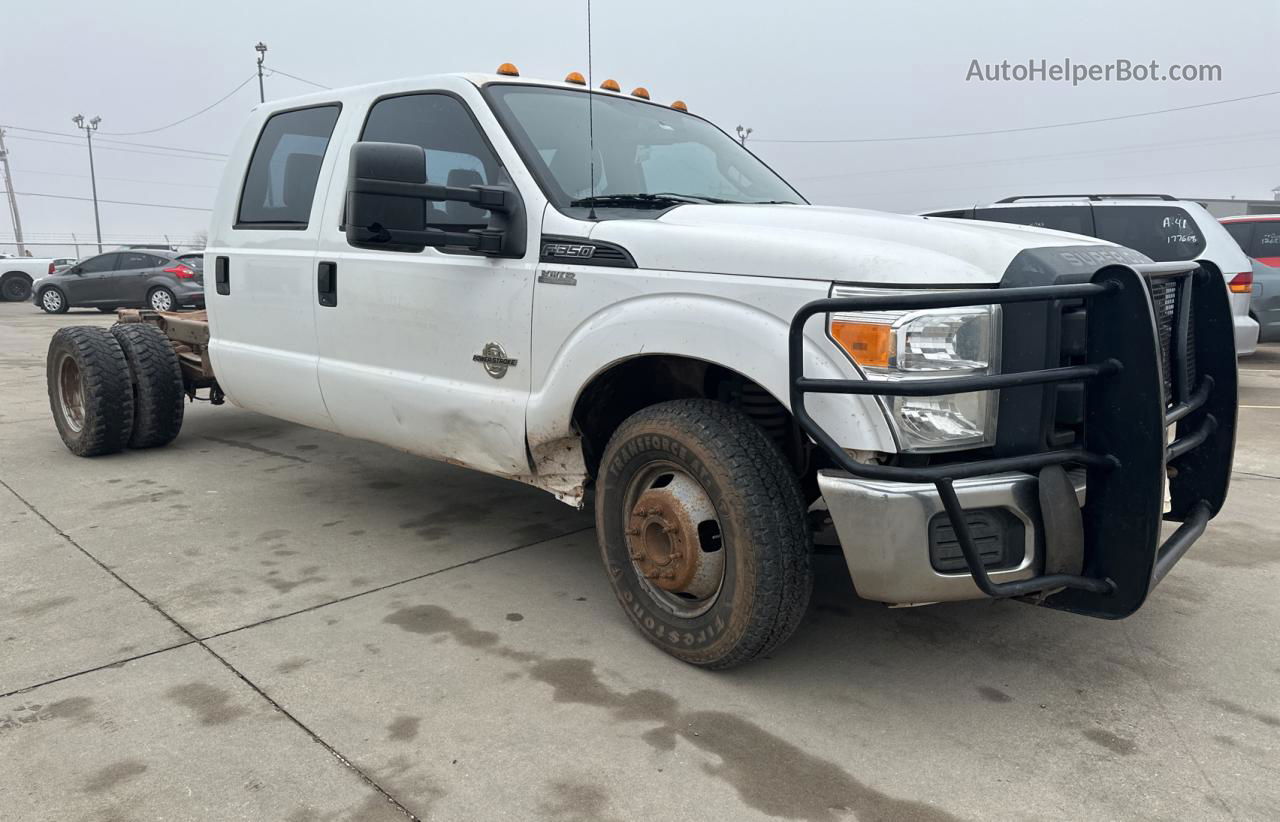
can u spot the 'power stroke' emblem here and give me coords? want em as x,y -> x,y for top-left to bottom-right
473,342 -> 518,379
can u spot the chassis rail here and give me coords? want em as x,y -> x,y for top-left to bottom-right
790,263 -> 1237,617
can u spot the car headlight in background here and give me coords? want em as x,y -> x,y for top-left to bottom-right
828,286 -> 1000,452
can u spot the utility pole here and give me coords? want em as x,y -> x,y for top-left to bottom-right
256,42 -> 268,103
72,114 -> 103,253
735,124 -> 753,146
0,128 -> 26,256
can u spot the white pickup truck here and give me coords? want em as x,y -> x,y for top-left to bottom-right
45,68 -> 1238,668
2,255 -> 60,301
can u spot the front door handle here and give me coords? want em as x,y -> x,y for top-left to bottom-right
318,261 -> 337,307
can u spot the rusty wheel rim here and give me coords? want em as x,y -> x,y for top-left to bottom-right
622,461 -> 725,618
56,352 -> 86,433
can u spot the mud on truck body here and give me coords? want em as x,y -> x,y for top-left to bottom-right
44,69 -> 1237,668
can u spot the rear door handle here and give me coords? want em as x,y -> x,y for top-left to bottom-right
215,256 -> 230,295
318,261 -> 337,307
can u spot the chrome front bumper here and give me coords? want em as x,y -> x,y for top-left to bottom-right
818,469 -> 1085,605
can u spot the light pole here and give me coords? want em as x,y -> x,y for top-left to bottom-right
735,125 -> 753,146
255,42 -> 268,103
72,114 -> 103,253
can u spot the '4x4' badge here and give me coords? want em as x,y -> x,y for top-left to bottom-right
473,342 -> 518,379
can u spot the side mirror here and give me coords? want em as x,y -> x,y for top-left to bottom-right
344,142 -> 524,257
69,267 -> 82,276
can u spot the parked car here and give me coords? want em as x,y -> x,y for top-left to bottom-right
1244,258 -> 1280,343
42,68 -> 1237,668
0,255 -> 61,302
923,195 -> 1260,355
1220,215 -> 1280,343
31,249 -> 204,314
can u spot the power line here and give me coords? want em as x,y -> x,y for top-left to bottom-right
0,189 -> 211,212
16,167 -> 218,189
755,88 -> 1280,144
265,65 -> 331,90
0,125 -> 227,157
6,134 -> 227,162
97,75 -> 257,136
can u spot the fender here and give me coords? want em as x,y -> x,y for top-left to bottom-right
525,288 -> 897,455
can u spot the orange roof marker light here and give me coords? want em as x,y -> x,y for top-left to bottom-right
496,63 -> 520,76
565,71 -> 586,85
600,79 -> 621,92
630,87 -> 650,100
670,100 -> 689,112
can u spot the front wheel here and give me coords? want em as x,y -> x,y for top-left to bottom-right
1,273 -> 32,302
595,399 -> 813,669
147,287 -> 175,312
38,288 -> 68,314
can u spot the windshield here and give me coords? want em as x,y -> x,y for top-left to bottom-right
484,84 -> 804,214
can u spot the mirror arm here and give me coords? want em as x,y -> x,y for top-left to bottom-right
352,178 -> 510,211
351,225 -> 504,255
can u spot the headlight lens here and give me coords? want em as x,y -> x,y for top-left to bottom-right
829,289 -> 1000,452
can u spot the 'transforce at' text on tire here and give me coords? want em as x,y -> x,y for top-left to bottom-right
111,322 -> 185,448
47,326 -> 135,456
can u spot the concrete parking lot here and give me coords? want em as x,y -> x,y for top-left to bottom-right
1,300 -> 1278,822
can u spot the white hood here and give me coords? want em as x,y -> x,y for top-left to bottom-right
587,204 -> 1118,286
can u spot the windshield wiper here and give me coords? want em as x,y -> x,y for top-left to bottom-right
569,192 -> 726,208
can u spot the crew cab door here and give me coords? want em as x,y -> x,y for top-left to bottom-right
312,89 -> 537,474
205,103 -> 343,430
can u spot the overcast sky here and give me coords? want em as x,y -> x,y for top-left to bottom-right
2,0 -> 1277,255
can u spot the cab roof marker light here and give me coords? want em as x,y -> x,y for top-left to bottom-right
565,71 -> 586,85
630,87 -> 650,99
600,79 -> 621,92
670,100 -> 688,111
496,63 -> 520,76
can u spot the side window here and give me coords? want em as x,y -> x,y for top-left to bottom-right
360,94 -> 501,230
77,253 -> 118,273
973,206 -> 1094,236
1251,223 -> 1280,258
237,105 -> 341,228
117,252 -> 154,269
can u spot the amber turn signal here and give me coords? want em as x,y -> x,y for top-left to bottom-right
496,63 -> 520,76
565,71 -> 586,85
830,321 -> 893,368
600,79 -> 621,92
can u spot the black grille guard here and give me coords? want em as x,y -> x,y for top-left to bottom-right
789,262 -> 1237,618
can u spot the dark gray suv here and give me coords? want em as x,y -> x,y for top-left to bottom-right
32,249 -> 205,314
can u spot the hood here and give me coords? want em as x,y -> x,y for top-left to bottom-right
587,204 -> 1120,286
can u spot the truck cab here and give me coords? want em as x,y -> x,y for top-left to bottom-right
50,68 -> 1238,668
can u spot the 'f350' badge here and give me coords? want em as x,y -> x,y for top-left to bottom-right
473,342 -> 517,379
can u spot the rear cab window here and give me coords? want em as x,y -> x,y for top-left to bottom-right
237,105 -> 342,229
1092,206 -> 1205,262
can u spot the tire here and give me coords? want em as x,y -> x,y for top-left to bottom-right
595,399 -> 813,669
46,326 -> 134,456
38,287 -> 68,314
111,323 -> 184,448
147,287 -> 175,312
1,272 -> 32,302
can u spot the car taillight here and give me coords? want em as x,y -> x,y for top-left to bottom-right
48,262 -> 55,275
164,264 -> 195,279
1229,271 -> 1253,294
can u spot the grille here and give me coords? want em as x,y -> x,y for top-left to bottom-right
1150,278 -> 1178,399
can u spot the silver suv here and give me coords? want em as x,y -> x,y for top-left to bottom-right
923,195 -> 1259,355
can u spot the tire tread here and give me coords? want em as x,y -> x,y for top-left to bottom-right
111,323 -> 185,448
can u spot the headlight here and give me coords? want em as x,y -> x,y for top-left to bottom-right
828,287 -> 1000,452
